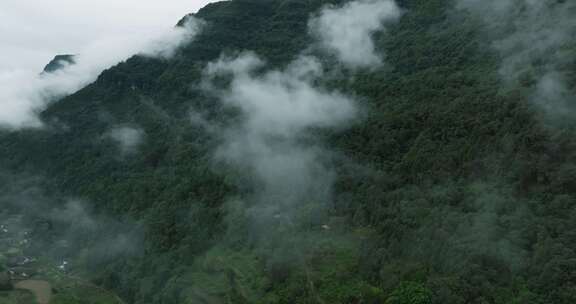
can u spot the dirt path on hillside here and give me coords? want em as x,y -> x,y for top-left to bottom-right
15,280 -> 52,304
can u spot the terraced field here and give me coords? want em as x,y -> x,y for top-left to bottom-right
14,281 -> 51,304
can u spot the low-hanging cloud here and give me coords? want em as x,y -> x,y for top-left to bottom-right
204,52 -> 357,220
199,0 -> 401,236
0,172 -> 143,271
107,126 -> 145,156
457,0 -> 576,118
309,0 -> 401,69
0,17 -> 204,129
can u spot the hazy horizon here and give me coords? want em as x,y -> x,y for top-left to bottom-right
0,0 -> 216,72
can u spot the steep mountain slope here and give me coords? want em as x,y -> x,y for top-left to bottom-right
1,0 -> 576,303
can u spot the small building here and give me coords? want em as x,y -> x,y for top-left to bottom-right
8,267 -> 37,280
7,256 -> 34,268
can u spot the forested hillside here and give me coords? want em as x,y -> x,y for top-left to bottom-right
1,0 -> 576,303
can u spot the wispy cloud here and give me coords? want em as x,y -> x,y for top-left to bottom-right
107,126 -> 145,156
0,17 -> 204,129
457,0 -> 576,118
309,0 -> 401,69
204,52 -> 356,220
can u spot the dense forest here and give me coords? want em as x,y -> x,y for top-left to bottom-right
1,0 -> 576,303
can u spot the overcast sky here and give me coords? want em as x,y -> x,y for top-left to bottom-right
0,0 -> 217,72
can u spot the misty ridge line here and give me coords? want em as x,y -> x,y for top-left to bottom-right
0,0 -> 406,273
0,16 -> 205,129
0,0 -> 405,285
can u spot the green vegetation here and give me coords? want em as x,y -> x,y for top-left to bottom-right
0,290 -> 35,304
50,286 -> 122,304
0,212 -> 123,304
1,0 -> 576,303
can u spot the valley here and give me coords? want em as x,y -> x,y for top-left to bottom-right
0,212 -> 121,304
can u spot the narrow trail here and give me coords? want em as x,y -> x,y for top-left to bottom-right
15,280 -> 52,304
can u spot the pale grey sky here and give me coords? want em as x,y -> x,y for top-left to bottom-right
0,0 -> 217,72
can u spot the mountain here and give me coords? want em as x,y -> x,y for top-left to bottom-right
1,0 -> 576,303
42,54 -> 76,73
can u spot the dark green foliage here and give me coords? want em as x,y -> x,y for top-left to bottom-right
386,282 -> 432,304
1,0 -> 576,303
0,272 -> 11,291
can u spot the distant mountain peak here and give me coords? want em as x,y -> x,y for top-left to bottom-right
42,54 -> 76,73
